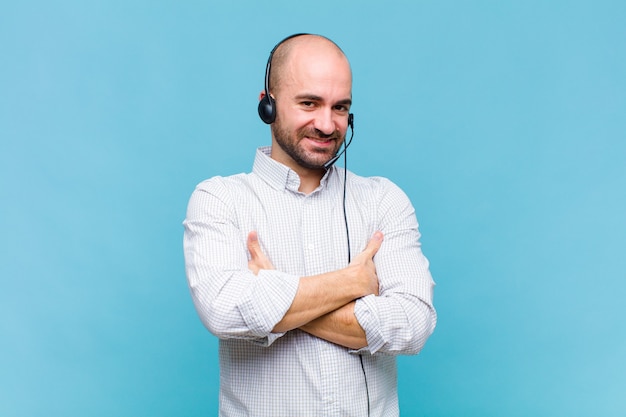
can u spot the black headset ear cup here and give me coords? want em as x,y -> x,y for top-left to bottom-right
258,94 -> 276,124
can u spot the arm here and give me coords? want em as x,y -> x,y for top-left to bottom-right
247,230 -> 382,334
299,302 -> 367,350
351,179 -> 437,355
183,182 -> 299,345
245,180 -> 436,355
184,179 -> 381,346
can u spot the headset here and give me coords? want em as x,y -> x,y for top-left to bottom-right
257,33 -> 355,170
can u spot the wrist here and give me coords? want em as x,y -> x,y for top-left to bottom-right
342,264 -> 370,299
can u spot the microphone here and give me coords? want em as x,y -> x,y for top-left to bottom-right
324,113 -> 354,169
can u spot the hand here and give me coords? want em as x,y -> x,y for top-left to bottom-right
247,231 -> 275,275
348,231 -> 383,296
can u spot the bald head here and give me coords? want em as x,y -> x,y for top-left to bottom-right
269,34 -> 351,97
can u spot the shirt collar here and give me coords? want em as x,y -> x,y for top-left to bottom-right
252,146 -> 335,193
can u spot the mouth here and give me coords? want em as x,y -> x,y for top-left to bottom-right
304,136 -> 336,148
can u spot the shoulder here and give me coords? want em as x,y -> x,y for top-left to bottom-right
194,172 -> 249,188
187,173 -> 251,212
345,171 -> 410,204
192,173 -> 249,196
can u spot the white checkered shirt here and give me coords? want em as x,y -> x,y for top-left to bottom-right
183,147 -> 436,417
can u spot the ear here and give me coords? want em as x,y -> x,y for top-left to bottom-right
259,91 -> 276,101
257,90 -> 276,124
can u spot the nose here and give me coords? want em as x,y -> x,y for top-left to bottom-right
313,108 -> 336,136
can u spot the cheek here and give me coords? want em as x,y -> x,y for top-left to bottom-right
337,121 -> 349,136
278,115 -> 310,135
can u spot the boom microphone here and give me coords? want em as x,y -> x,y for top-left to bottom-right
324,113 -> 354,169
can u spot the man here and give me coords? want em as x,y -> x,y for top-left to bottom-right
183,34 -> 436,417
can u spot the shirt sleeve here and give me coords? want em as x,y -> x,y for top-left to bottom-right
183,177 -> 300,346
353,179 -> 437,355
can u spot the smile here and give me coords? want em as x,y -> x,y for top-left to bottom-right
304,137 -> 335,147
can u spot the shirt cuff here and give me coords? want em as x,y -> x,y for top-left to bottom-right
352,295 -> 385,354
238,270 -> 299,341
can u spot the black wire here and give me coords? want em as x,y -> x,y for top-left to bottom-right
360,355 -> 371,416
341,122 -> 354,264
340,127 -> 369,415
343,147 -> 351,264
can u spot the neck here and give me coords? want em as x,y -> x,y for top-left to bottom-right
269,144 -> 326,195
295,167 -> 325,194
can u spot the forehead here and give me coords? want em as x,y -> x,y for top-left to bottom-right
281,41 -> 352,99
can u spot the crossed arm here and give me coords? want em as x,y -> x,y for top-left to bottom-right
246,230 -> 383,349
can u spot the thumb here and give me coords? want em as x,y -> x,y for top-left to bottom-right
362,231 -> 384,257
247,231 -> 261,258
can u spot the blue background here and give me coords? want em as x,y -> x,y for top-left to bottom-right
2,1 -> 625,416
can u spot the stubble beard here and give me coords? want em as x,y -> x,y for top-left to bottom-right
271,121 -> 344,170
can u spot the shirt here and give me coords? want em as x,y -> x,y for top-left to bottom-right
183,147 -> 436,417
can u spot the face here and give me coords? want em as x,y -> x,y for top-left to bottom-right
268,41 -> 352,172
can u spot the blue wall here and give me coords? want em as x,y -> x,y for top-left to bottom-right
1,1 -> 625,416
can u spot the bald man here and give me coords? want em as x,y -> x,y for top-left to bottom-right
184,34 -> 436,417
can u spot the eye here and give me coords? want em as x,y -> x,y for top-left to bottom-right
334,104 -> 350,113
301,101 -> 315,108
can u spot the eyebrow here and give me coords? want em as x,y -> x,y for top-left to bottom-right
295,94 -> 352,106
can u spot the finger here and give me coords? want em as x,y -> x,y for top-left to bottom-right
247,231 -> 261,259
248,231 -> 276,272
362,231 -> 384,257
